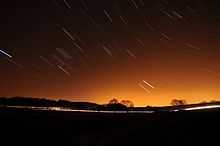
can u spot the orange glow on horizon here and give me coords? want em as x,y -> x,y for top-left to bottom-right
91,93 -> 220,107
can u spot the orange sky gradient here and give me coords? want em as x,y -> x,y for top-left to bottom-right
1,1 -> 220,107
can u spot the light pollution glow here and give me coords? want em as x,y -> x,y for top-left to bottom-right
1,1 -> 220,107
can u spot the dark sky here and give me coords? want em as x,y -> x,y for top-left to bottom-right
1,0 -> 220,106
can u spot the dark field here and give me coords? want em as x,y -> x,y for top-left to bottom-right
1,107 -> 220,146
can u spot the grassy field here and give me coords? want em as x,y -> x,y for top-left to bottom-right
1,107 -> 220,146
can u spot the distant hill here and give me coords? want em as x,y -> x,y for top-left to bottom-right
0,97 -> 131,111
0,97 -> 99,110
1,97 -> 220,111
162,101 -> 220,110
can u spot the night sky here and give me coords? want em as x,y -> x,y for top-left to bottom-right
1,0 -> 220,106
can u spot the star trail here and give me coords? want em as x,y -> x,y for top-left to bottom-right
1,0 -> 220,106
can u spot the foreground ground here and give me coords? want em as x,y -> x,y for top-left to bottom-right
1,107 -> 220,146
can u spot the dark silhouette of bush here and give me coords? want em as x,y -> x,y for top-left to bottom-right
106,98 -> 127,110
171,99 -> 187,106
108,98 -> 119,104
120,100 -> 134,107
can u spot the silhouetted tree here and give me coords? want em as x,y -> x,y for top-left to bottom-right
171,99 -> 187,106
108,98 -> 119,104
107,98 -> 127,110
120,100 -> 134,107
